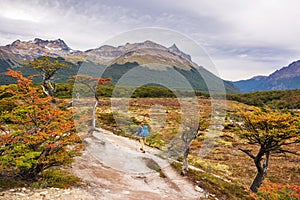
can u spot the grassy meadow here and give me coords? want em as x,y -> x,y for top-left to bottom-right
95,97 -> 300,199
1,82 -> 299,199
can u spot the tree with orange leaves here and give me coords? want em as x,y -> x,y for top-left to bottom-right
0,69 -> 83,179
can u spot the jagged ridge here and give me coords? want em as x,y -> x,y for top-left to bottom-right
232,60 -> 300,92
0,38 -> 240,93
1,38 -> 80,60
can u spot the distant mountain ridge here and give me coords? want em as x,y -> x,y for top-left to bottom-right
0,38 -> 240,93
233,60 -> 300,93
0,38 -> 202,71
77,40 -> 196,68
1,38 -> 80,60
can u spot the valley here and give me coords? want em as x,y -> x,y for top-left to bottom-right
0,37 -> 300,199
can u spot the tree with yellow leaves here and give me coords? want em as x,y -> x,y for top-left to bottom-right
27,56 -> 71,104
235,107 -> 300,193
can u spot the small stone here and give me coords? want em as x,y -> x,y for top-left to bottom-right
31,192 -> 40,198
195,185 -> 204,193
9,189 -> 15,192
16,192 -> 27,197
122,190 -> 130,194
40,191 -> 48,196
63,191 -> 71,195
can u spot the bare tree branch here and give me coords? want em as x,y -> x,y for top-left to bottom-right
239,148 -> 255,160
274,149 -> 299,155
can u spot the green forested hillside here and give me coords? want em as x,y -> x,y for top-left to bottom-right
1,59 -> 240,94
227,89 -> 300,109
0,57 -> 80,84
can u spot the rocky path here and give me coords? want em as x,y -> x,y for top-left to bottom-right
1,129 -> 207,199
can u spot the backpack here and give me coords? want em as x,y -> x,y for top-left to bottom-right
139,125 -> 149,137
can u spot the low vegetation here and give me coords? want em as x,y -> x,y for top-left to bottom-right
0,168 -> 82,190
56,83 -> 300,111
0,67 -> 299,199
251,182 -> 300,200
57,83 -> 210,99
227,89 -> 300,109
96,98 -> 300,199
8,77 -> 300,109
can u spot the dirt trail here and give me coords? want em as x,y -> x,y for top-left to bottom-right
71,128 -> 206,199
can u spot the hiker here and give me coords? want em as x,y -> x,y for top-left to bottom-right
137,122 -> 149,153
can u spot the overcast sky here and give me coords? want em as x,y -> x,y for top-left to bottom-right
1,0 -> 300,81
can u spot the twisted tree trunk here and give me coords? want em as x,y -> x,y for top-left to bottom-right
92,96 -> 99,129
181,144 -> 190,176
250,150 -> 269,193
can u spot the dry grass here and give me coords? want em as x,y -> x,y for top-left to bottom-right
96,97 -> 300,198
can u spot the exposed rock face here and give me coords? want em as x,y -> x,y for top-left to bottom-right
0,38 -> 240,93
267,60 -> 300,80
233,60 -> 300,92
81,40 -> 194,67
1,39 -> 194,68
1,38 -> 80,60
168,43 -> 192,62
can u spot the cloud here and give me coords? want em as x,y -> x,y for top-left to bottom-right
0,0 -> 133,49
212,57 -> 281,81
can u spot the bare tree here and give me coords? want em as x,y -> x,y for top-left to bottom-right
180,117 -> 208,175
69,75 -> 111,131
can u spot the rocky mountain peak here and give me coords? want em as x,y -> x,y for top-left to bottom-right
33,38 -> 43,44
83,40 -> 193,66
268,60 -> 300,81
168,43 -> 192,62
120,40 -> 166,52
11,39 -> 21,46
2,38 -> 79,59
0,38 -> 240,93
233,59 -> 300,92
169,43 -> 180,52
31,38 -> 71,51
143,40 -> 163,47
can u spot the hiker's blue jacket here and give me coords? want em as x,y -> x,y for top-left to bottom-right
138,125 -> 149,137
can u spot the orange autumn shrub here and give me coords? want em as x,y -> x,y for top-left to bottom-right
251,181 -> 300,200
0,69 -> 83,179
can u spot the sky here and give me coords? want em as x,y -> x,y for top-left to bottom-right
1,0 -> 300,81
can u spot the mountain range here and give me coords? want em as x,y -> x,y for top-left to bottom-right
1,38 -> 300,94
0,38 -> 79,72
0,38 -> 239,93
232,60 -> 300,93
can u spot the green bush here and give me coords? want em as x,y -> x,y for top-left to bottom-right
227,89 -> 300,109
0,168 -> 81,190
171,161 -> 251,200
31,169 -> 81,188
